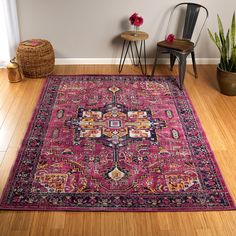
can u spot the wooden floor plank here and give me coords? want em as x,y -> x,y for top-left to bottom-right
0,151 -> 5,167
0,148 -> 19,196
0,81 -> 29,151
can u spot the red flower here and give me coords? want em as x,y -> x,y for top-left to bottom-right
166,34 -> 175,43
129,13 -> 143,26
129,13 -> 138,25
134,16 -> 143,27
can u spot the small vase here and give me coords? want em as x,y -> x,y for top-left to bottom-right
133,26 -> 139,36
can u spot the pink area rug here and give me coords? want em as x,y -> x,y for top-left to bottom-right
0,75 -> 235,211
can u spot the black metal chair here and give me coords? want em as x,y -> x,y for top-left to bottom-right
151,3 -> 209,89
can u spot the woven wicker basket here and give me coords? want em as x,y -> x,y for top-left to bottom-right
16,39 -> 55,78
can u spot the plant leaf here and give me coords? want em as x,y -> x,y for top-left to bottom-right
231,12 -> 235,49
208,29 -> 222,53
208,29 -> 216,43
226,30 -> 230,69
232,46 -> 236,64
215,33 -> 222,51
217,14 -> 225,46
229,46 -> 236,71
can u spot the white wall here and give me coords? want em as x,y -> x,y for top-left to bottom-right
16,0 -> 236,61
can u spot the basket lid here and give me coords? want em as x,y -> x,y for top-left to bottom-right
20,39 -> 44,47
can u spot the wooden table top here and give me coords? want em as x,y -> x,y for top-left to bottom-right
121,31 -> 149,41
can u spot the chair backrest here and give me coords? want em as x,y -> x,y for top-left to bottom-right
166,2 -> 208,46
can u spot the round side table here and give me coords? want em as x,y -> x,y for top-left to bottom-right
119,31 -> 149,75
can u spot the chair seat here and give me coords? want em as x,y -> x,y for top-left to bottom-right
157,39 -> 194,52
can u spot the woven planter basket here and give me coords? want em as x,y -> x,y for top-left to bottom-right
16,39 -> 55,78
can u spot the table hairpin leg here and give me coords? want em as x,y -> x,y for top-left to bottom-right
130,42 -> 136,66
131,42 -> 139,67
134,40 -> 147,75
119,40 -> 130,73
119,41 -> 137,72
143,40 -> 147,75
134,41 -> 143,75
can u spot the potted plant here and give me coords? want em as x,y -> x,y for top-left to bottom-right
208,12 -> 236,96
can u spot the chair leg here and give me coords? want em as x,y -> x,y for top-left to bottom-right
151,47 -> 159,77
170,53 -> 176,71
191,51 -> 198,78
178,54 -> 187,90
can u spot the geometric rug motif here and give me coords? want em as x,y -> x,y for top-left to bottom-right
0,75 -> 235,211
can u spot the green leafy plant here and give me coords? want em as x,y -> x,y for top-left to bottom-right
208,12 -> 236,72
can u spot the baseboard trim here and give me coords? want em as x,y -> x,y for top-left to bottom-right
55,58 -> 219,65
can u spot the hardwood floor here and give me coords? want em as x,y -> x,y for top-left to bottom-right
0,64 -> 236,236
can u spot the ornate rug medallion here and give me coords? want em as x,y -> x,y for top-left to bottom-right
0,75 -> 235,211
